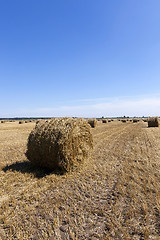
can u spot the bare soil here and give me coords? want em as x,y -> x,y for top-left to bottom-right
0,120 -> 160,239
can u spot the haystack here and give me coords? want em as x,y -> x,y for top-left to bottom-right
87,119 -> 97,128
121,119 -> 126,123
19,120 -> 24,124
148,117 -> 159,127
26,118 -> 93,172
133,119 -> 138,123
102,119 -> 107,123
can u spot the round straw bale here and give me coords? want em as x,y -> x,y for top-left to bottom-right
121,119 -> 126,123
133,119 -> 138,123
87,119 -> 97,128
26,118 -> 93,172
102,119 -> 107,123
19,120 -> 24,124
148,117 -> 159,127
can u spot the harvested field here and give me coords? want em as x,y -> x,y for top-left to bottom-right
0,121 -> 160,239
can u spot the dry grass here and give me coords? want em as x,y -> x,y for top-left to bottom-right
0,121 -> 160,239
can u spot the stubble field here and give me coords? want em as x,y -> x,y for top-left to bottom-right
0,120 -> 160,239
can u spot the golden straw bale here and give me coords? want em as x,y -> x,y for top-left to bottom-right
133,119 -> 139,123
102,119 -> 107,123
87,119 -> 97,128
26,118 -> 93,172
148,117 -> 159,127
19,120 -> 24,124
121,119 -> 126,123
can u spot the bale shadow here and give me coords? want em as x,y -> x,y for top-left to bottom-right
2,161 -> 64,178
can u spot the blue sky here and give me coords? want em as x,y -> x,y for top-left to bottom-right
1,0 -> 160,118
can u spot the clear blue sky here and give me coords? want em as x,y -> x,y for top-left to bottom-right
1,0 -> 160,118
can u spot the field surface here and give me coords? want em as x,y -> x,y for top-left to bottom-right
0,121 -> 160,240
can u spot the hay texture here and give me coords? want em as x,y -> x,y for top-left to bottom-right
26,118 -> 93,172
148,117 -> 159,127
87,119 -> 97,128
